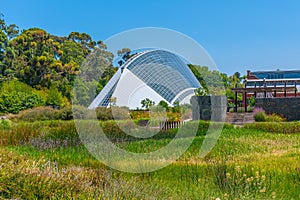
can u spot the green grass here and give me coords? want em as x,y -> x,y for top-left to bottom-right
0,120 -> 300,199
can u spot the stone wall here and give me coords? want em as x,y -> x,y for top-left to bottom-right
255,97 -> 300,121
191,96 -> 227,121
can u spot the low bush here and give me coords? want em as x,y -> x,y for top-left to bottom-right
9,105 -> 94,121
95,107 -> 113,120
58,105 -> 92,120
254,111 -> 266,122
265,114 -> 285,122
253,107 -> 266,122
11,106 -> 60,122
0,80 -> 45,114
130,110 -> 150,120
244,122 -> 300,133
110,107 -> 130,120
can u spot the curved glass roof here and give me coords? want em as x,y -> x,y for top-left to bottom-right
124,50 -> 200,103
89,49 -> 200,109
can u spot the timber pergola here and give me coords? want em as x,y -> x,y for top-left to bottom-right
231,81 -> 298,112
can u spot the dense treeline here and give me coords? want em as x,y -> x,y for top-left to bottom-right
0,14 -> 243,114
0,14 -> 116,113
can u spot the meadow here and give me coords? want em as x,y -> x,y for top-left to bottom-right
0,119 -> 299,199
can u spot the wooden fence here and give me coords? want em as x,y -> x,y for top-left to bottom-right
159,120 -> 185,130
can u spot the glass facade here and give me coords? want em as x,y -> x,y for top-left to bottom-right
90,49 -> 200,108
125,50 -> 200,103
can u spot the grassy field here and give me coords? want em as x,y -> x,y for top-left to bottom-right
0,120 -> 299,199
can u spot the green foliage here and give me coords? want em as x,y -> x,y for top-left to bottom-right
0,15 -> 115,108
194,87 -> 208,96
265,114 -> 285,122
253,107 -> 285,122
72,79 -> 95,106
0,120 -> 300,199
95,107 -> 114,120
0,80 -> 44,114
141,98 -> 155,109
0,119 -> 12,129
130,110 -> 150,120
12,106 -> 60,122
95,107 -> 129,121
57,105 -> 87,120
244,122 -> 300,133
249,96 -> 255,106
0,147 -> 131,199
188,64 -> 226,96
158,100 -> 170,112
254,111 -> 266,122
45,85 -> 67,108
190,65 -> 244,102
96,66 -> 118,94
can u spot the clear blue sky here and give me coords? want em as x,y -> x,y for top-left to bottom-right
1,0 -> 300,75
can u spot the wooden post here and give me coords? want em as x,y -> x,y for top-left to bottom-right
254,82 -> 257,98
274,82 -> 277,97
295,82 -> 297,97
235,91 -> 238,112
284,82 -> 287,97
235,84 -> 238,112
244,92 -> 247,112
264,79 -> 267,98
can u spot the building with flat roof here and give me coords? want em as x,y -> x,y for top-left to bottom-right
231,69 -> 299,113
245,70 -> 300,98
88,49 -> 200,109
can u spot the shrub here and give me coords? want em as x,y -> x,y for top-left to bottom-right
253,107 -> 266,122
0,90 -> 44,114
57,106 -> 73,120
57,105 -> 91,120
111,106 -> 130,120
254,112 -> 266,122
0,80 -> 45,114
130,110 -> 150,120
12,106 -> 60,121
45,85 -> 69,108
265,114 -> 285,122
95,107 -> 113,120
244,122 -> 300,133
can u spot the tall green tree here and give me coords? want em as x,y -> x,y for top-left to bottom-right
0,14 -> 19,80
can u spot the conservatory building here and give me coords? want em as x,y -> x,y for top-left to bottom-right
88,49 -> 200,109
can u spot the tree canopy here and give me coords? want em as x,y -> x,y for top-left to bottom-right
0,14 -> 245,114
0,14 -> 116,113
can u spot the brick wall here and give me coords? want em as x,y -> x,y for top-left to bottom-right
255,97 -> 300,121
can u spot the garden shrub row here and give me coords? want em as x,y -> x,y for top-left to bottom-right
244,122 -> 300,133
10,106 -> 130,122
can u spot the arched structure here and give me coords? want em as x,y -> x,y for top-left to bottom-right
88,49 -> 200,109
